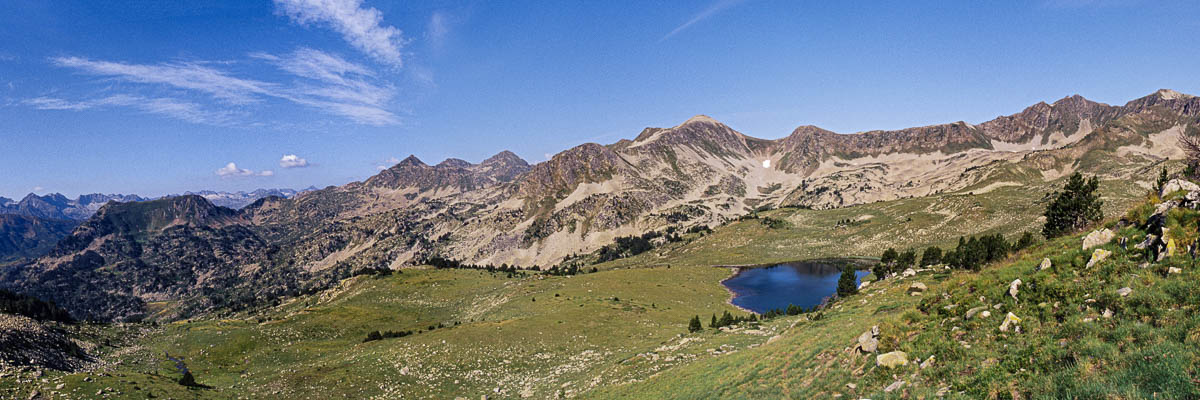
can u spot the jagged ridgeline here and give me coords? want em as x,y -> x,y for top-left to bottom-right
3,89 -> 1199,322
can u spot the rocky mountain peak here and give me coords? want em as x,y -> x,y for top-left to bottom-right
437,158 -> 474,169
397,155 -> 427,168
481,150 -> 528,167
1155,88 -> 1191,100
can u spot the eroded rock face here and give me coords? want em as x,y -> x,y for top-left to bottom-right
1082,229 -> 1114,251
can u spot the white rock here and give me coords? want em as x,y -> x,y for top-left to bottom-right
902,268 -> 917,278
1038,258 -> 1052,271
1160,179 -> 1200,197
1117,287 -> 1132,297
1082,229 -> 1115,251
885,379 -> 905,392
1169,267 -> 1182,274
908,282 -> 927,293
1008,279 -> 1022,301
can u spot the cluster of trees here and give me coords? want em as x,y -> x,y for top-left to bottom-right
872,231 -> 1041,278
0,289 -> 73,323
760,303 -> 823,319
687,310 -> 761,333
426,256 -> 536,277
541,264 -> 599,276
364,322 -> 458,342
363,329 -> 415,342
595,231 -> 667,263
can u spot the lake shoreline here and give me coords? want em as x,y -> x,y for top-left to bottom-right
720,267 -> 758,315
719,258 -> 873,315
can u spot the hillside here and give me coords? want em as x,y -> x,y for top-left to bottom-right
4,174 -> 1198,399
0,214 -> 77,263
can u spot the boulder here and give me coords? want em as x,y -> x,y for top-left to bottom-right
1117,287 -> 1132,297
965,306 -> 988,319
1008,279 -> 1022,301
876,351 -> 909,368
1160,179 -> 1200,197
901,268 -> 917,278
855,326 -> 880,353
1037,258 -> 1052,271
907,282 -> 927,294
1086,249 -> 1111,268
999,312 -> 1021,332
1082,229 -> 1114,250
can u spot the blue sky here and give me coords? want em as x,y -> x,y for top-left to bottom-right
2,0 -> 1199,199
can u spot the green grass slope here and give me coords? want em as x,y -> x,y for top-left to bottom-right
600,197 -> 1200,399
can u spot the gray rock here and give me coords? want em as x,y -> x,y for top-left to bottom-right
1117,287 -> 1132,297
1086,249 -> 1111,268
1160,179 -> 1200,197
1135,235 -> 1157,250
884,380 -> 905,393
1037,258 -> 1051,271
965,306 -> 988,319
856,328 -> 879,353
1009,279 -> 1022,301
1082,229 -> 1114,250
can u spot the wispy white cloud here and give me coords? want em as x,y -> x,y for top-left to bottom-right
279,154 -> 310,168
216,162 -> 273,177
661,0 -> 746,42
52,56 -> 274,104
274,0 -> 407,68
24,94 -> 236,125
427,11 -> 452,51
41,51 -> 400,126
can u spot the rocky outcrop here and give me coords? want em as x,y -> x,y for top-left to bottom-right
0,313 -> 91,371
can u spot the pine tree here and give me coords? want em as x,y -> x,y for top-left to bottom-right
688,315 -> 703,333
1157,167 -> 1169,193
710,314 -> 718,328
1043,173 -> 1103,238
836,268 -> 858,298
919,246 -> 942,266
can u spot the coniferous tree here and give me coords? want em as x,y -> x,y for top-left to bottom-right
688,315 -> 703,333
1157,167 -> 1170,193
896,249 -> 917,270
710,314 -> 718,328
1043,173 -> 1103,239
836,268 -> 858,298
919,246 -> 942,266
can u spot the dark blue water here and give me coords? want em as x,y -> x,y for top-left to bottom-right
722,262 -> 868,314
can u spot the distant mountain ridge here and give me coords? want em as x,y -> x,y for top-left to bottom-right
0,188 -> 316,221
7,89 -> 1199,321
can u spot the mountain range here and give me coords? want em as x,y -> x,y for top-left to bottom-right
3,89 -> 1198,321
